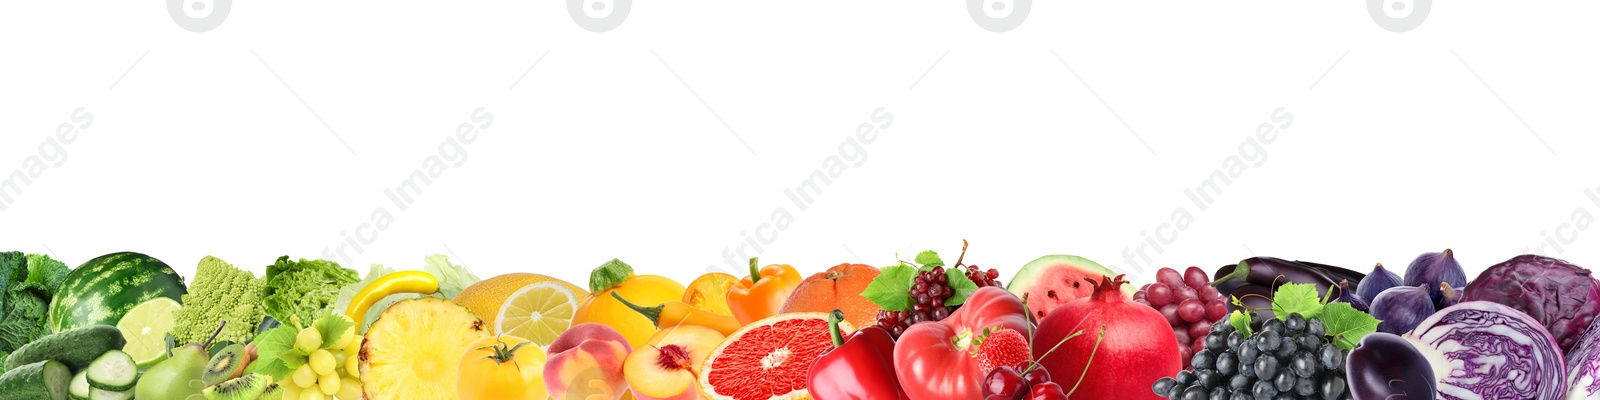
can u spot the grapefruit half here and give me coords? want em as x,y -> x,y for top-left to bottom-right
699,312 -> 853,400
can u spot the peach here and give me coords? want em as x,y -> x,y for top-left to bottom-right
623,325 -> 726,400
545,323 -> 633,400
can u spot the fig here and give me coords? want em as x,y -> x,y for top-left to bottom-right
1369,285 -> 1435,335
1354,263 -> 1399,305
1346,333 -> 1435,400
1337,280 -> 1369,312
1438,282 -> 1462,308
1402,249 -> 1466,309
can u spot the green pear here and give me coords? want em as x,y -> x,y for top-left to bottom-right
134,342 -> 209,400
137,322 -> 228,400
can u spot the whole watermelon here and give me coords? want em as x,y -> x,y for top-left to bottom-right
47,252 -> 187,333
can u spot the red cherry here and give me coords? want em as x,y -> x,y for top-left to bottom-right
1027,382 -> 1069,400
1023,367 -> 1051,388
983,366 -> 1029,400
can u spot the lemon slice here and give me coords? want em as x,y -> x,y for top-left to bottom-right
116,298 -> 181,367
495,281 -> 579,350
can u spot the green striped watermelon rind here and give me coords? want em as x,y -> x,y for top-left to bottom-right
46,252 -> 187,334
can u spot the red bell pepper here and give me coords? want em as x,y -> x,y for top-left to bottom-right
893,286 -> 1032,400
807,310 -> 910,400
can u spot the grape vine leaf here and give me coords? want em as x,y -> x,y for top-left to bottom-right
943,268 -> 980,306
1229,310 -> 1253,338
915,250 -> 945,268
1271,283 -> 1323,320
312,313 -> 355,350
251,325 -> 299,380
1319,302 -> 1380,351
862,264 -> 917,311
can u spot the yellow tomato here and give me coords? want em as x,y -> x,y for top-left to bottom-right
457,335 -> 548,400
683,272 -> 739,315
572,260 -> 688,349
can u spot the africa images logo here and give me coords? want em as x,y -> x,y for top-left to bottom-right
569,0 -> 631,33
1369,0 -> 1430,32
168,0 -> 230,33
968,0 -> 1030,33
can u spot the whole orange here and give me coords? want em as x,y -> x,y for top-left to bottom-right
777,263 -> 881,329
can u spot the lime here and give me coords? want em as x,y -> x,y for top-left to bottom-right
116,297 -> 181,367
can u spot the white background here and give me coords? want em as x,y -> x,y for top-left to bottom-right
3,2 -> 1598,289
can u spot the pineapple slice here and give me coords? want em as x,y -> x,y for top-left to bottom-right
359,297 -> 489,399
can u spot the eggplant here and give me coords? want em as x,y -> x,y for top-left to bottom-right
1297,260 -> 1367,288
1212,263 -> 1250,298
1214,257 -> 1339,294
1226,283 -> 1277,320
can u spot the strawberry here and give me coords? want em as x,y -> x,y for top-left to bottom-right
974,327 -> 1030,376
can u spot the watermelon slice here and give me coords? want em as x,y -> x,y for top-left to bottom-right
1006,255 -> 1131,320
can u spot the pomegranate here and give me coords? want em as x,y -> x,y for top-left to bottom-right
1033,275 -> 1180,400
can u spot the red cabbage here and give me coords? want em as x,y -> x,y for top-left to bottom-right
1404,301 -> 1567,400
1463,254 -> 1600,353
1569,318 -> 1600,399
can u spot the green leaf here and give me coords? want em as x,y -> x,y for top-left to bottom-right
1320,302 -> 1380,351
861,265 -> 917,311
1229,310 -> 1253,338
252,325 -> 299,381
251,357 -> 293,380
312,313 -> 355,350
915,250 -> 944,268
943,268 -> 980,306
1271,283 -> 1323,320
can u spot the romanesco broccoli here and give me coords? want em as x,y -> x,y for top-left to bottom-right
172,256 -> 266,344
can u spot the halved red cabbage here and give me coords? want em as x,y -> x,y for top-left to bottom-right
1403,301 -> 1567,400
1567,318 -> 1600,399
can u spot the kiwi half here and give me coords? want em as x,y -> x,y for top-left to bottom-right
202,373 -> 270,400
258,382 -> 283,400
201,344 -> 248,386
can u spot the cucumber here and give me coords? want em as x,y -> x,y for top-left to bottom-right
87,388 -> 132,400
0,360 -> 71,400
85,350 -> 138,392
69,370 -> 89,400
2,325 -> 126,372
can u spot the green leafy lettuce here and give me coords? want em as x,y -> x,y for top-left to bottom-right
262,256 -> 359,328
330,255 -> 480,333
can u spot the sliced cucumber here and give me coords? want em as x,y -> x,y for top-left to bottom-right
84,351 -> 138,392
87,387 -> 133,400
69,369 -> 90,400
0,360 -> 72,400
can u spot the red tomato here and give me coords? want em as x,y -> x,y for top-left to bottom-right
893,287 -> 1032,400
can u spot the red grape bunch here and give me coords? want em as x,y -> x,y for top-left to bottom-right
874,240 -> 1004,339
1134,267 -> 1230,369
875,266 -> 957,338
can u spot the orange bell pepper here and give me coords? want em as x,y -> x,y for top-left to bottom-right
726,257 -> 803,325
